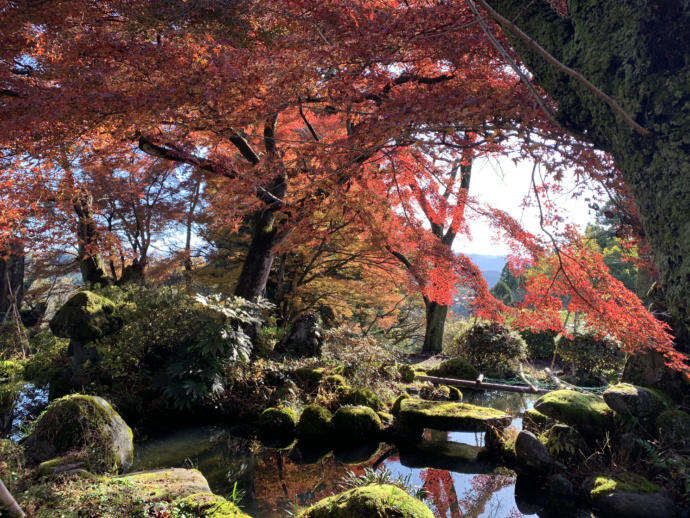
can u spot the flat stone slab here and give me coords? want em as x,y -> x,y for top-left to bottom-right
397,399 -> 512,432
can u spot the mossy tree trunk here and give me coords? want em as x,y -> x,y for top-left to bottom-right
73,189 -> 111,287
486,0 -> 690,335
422,298 -> 448,354
0,241 -> 24,316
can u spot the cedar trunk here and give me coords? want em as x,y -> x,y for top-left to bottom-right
422,298 -> 449,354
0,242 -> 25,315
487,0 -> 690,333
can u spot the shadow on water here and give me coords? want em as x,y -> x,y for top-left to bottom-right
131,388 -> 599,518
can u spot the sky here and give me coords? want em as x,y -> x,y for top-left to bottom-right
456,156 -> 599,257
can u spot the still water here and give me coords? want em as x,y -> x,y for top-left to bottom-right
131,391 -> 596,518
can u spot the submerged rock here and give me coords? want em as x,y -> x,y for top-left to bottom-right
397,399 -> 512,432
534,390 -> 613,437
298,484 -> 434,518
603,383 -> 672,418
585,473 -> 674,518
514,430 -> 551,473
24,394 -> 133,474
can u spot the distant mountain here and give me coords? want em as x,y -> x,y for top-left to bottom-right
466,254 -> 506,288
482,270 -> 501,288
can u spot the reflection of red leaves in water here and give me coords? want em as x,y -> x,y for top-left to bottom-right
421,470 -> 521,518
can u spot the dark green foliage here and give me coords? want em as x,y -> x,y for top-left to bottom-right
490,281 -> 514,306
259,407 -> 297,439
339,388 -> 384,411
23,332 -> 69,386
90,286 -> 271,410
450,322 -> 527,377
557,332 -> 624,377
521,329 -> 558,359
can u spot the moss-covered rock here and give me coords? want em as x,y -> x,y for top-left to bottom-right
544,424 -> 586,465
175,492 -> 249,517
522,409 -> 549,434
297,404 -> 332,441
420,384 -> 451,401
586,473 -> 673,518
534,390 -> 613,437
258,407 -> 297,439
332,406 -> 382,442
397,399 -> 512,432
339,388 -> 384,411
655,409 -> 690,452
292,367 -> 325,386
391,394 -> 411,416
399,364 -> 416,383
298,484 -> 434,518
426,357 -> 479,380
38,453 -> 91,477
447,386 -> 462,401
603,383 -> 672,418
324,374 -> 347,388
49,291 -> 122,341
24,394 -> 133,474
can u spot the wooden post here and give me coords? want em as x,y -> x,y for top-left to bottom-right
0,479 -> 24,517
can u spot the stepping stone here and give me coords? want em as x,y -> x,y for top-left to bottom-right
397,399 -> 512,432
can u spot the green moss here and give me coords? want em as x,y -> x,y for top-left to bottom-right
522,409 -> 548,434
332,406 -> 382,442
427,357 -> 479,381
259,407 -> 297,439
397,399 -> 512,432
298,484 -> 434,518
175,493 -> 249,517
38,453 -> 91,477
448,386 -> 462,401
0,360 -> 24,379
293,367 -> 325,386
339,388 -> 384,411
324,374 -> 347,387
399,364 -> 416,383
534,390 -> 613,436
297,404 -> 332,440
49,291 -> 122,341
377,412 -> 394,426
391,394 -> 411,416
590,473 -> 660,500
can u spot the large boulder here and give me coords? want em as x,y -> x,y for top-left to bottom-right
298,484 -> 434,518
584,474 -> 674,518
49,291 -> 122,342
332,406 -> 382,442
426,357 -> 479,380
603,383 -> 672,419
534,390 -> 613,437
274,312 -> 323,358
622,350 -> 690,402
397,399 -> 512,432
514,430 -> 551,473
24,394 -> 133,473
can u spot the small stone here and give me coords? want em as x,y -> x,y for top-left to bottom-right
515,430 -> 552,473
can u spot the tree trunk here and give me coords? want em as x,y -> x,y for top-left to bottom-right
73,190 -> 110,287
422,298 -> 448,354
0,241 -> 24,316
486,0 -> 690,332
233,210 -> 283,301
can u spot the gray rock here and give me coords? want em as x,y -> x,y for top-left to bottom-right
593,492 -> 674,518
274,312 -> 323,358
603,383 -> 672,418
622,350 -> 689,402
515,430 -> 552,473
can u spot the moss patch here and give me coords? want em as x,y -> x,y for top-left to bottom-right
590,473 -> 660,500
332,406 -> 382,442
324,374 -> 347,387
534,390 -> 613,436
298,484 -> 434,518
259,407 -> 297,439
399,364 -> 416,383
175,492 -> 249,517
297,404 -> 332,441
427,357 -> 479,380
391,394 -> 411,416
292,367 -> 325,386
397,399 -> 512,432
522,409 -> 549,434
339,388 -> 384,411
0,360 -> 24,379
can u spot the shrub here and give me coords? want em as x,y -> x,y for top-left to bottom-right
450,321 -> 527,377
24,332 -> 69,386
556,332 -> 624,377
521,329 -> 558,359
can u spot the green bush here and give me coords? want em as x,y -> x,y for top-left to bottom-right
24,332 -> 69,386
521,329 -> 558,359
450,321 -> 527,377
556,332 -> 624,377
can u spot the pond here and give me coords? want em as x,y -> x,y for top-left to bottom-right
131,390 -> 597,518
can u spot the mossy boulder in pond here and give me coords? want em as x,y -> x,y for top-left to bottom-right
397,399 -> 512,432
24,394 -> 133,473
534,390 -> 613,437
603,383 -> 672,418
49,291 -> 122,341
514,430 -> 551,473
427,357 -> 479,380
175,492 -> 250,517
332,406 -> 382,442
259,407 -> 297,439
297,404 -> 332,441
298,484 -> 434,518
655,409 -> 690,453
339,388 -> 384,411
585,473 -> 673,518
